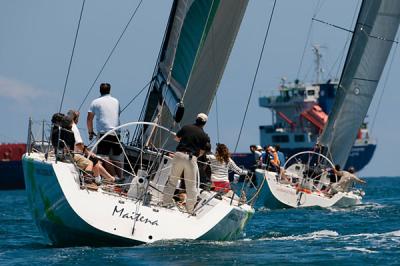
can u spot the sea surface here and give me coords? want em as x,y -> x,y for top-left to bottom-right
0,177 -> 399,265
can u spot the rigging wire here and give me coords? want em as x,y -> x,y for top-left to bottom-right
215,93 -> 220,143
311,18 -> 353,33
134,1 -> 178,130
120,77 -> 154,114
58,0 -> 86,113
78,0 -> 144,111
329,0 -> 362,79
296,20 -> 314,80
302,63 -> 315,83
233,0 -> 277,152
208,6 -> 220,144
296,0 -> 322,80
370,39 -> 398,134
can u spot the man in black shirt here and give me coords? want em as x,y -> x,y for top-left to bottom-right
162,113 -> 210,213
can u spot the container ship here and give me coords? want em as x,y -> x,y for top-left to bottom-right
232,79 -> 376,172
0,143 -> 26,189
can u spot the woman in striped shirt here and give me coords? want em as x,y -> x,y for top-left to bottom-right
207,143 -> 248,193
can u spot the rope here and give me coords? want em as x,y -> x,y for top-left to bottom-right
233,0 -> 277,152
58,0 -> 86,113
78,0 -> 144,111
296,0 -> 322,80
311,18 -> 353,33
296,18 -> 314,80
330,0 -> 360,80
120,77 -> 154,114
209,8 -> 220,143
215,94 -> 220,143
245,173 -> 265,206
370,39 -> 398,134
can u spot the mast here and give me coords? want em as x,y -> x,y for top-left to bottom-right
312,44 -> 323,84
319,0 -> 400,167
138,0 -> 249,149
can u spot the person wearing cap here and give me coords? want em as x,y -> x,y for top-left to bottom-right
162,113 -> 210,214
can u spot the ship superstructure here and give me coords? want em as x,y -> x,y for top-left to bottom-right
258,78 -> 376,171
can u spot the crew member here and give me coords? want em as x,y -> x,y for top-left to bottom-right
275,144 -> 286,167
207,143 -> 248,193
330,165 -> 366,194
162,113 -> 210,214
87,83 -> 122,179
68,110 -> 115,184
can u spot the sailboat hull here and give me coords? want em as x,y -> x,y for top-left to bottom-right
254,170 -> 362,209
23,154 -> 143,246
23,153 -> 253,246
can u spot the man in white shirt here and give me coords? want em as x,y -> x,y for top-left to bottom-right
87,83 -> 122,178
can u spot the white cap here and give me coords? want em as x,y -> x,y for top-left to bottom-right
256,145 -> 263,151
196,113 -> 208,122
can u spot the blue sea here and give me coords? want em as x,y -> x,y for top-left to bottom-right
1,177 -> 399,265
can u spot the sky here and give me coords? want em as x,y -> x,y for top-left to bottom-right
0,0 -> 399,177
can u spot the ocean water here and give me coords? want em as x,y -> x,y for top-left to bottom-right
0,177 -> 399,265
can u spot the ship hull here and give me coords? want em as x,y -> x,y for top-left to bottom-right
0,160 -> 24,190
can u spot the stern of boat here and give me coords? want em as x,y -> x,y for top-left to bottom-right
22,120 -> 255,246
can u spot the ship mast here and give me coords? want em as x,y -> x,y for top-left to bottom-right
312,44 -> 323,84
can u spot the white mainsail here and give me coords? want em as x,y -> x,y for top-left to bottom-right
139,0 -> 248,148
319,0 -> 400,167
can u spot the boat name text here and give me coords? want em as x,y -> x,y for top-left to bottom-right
112,205 -> 159,226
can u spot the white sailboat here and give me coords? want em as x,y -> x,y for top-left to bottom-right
256,0 -> 400,209
23,0 -> 254,246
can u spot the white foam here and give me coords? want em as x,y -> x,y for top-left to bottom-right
256,206 -> 270,212
259,230 -> 339,241
310,230 -> 339,237
258,229 -> 400,243
342,230 -> 400,240
205,240 -> 237,246
387,230 -> 400,237
353,202 -> 386,211
344,246 -> 378,254
336,230 -> 400,250
327,202 -> 386,212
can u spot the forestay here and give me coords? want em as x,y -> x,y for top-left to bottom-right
139,0 -> 248,149
319,0 -> 400,167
